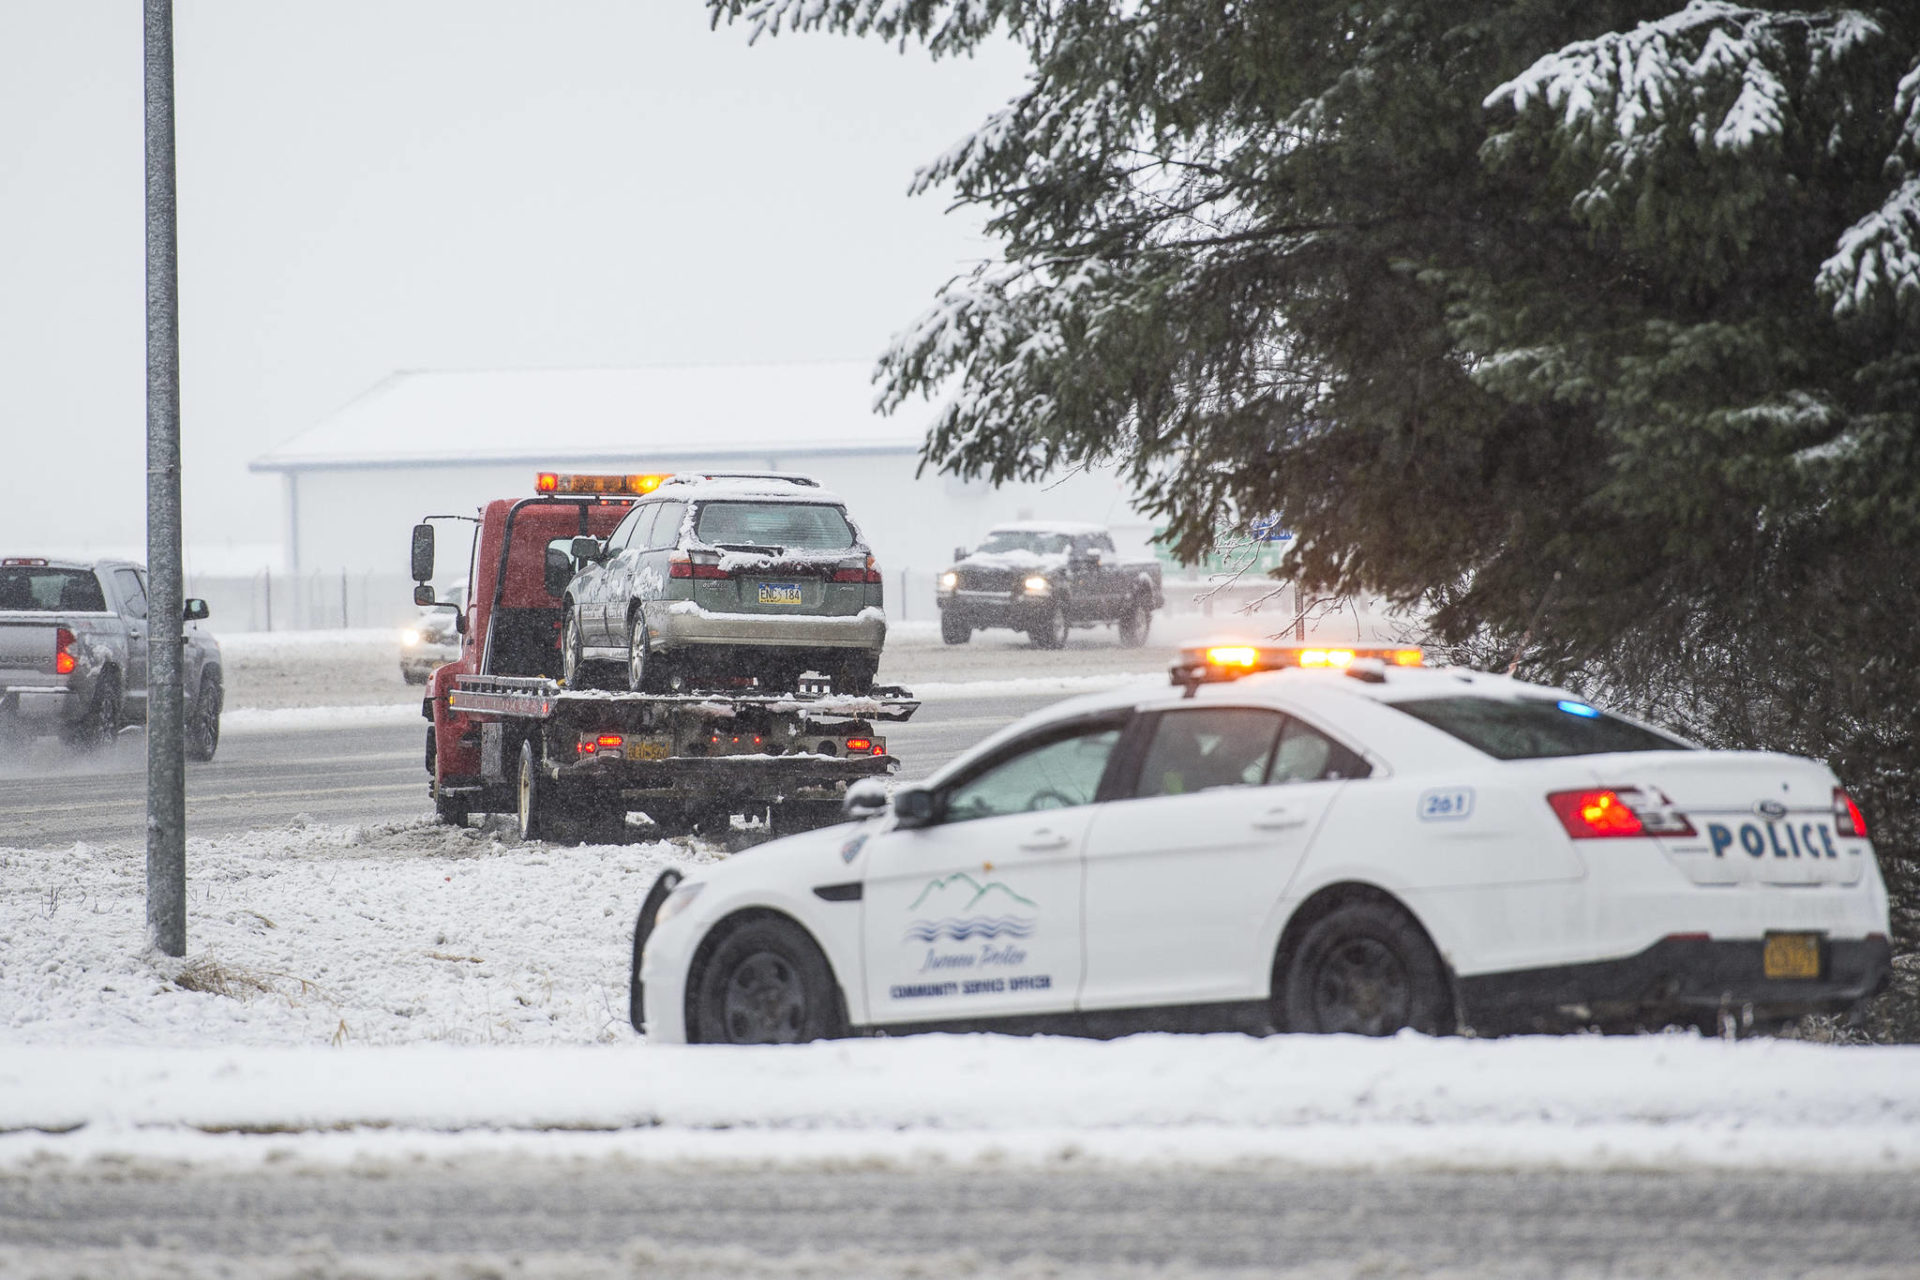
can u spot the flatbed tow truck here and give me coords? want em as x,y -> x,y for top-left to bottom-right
411,473 -> 916,842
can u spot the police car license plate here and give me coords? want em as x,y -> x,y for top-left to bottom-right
757,582 -> 802,605
1763,933 -> 1821,980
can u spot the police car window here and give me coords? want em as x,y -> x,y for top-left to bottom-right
1134,708 -> 1283,798
1390,696 -> 1689,761
695,502 -> 851,550
1271,717 -> 1372,782
645,502 -> 687,551
944,724 -> 1122,822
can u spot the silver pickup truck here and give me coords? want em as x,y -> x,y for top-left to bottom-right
0,557 -> 222,757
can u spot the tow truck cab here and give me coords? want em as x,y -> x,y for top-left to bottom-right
423,494 -> 633,815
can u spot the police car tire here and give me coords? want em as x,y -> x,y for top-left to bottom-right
690,918 -> 844,1045
1279,901 -> 1450,1036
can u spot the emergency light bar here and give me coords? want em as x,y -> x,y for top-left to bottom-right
1171,641 -> 1423,695
535,472 -> 667,497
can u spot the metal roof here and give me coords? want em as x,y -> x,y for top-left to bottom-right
250,362 -> 928,474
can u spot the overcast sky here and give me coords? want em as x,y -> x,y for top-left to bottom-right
0,2 -> 1026,570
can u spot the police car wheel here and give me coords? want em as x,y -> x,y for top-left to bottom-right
691,918 -> 843,1044
1280,901 -> 1449,1036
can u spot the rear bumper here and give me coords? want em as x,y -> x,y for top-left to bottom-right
1458,935 -> 1893,1032
0,686 -> 76,732
654,607 -> 886,653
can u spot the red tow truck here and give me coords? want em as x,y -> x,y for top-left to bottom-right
412,473 -> 915,841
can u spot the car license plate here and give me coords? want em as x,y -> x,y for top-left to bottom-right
624,737 -> 670,762
1763,933 -> 1821,980
757,582 -> 802,605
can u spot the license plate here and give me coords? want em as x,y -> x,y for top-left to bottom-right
1763,933 -> 1822,980
624,738 -> 670,762
757,582 -> 802,605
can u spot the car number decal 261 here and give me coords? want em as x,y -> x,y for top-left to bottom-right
1418,787 -> 1475,821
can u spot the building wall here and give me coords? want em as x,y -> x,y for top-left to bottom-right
281,452 -> 1153,620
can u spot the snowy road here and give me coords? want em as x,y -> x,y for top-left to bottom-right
7,1161 -> 1917,1278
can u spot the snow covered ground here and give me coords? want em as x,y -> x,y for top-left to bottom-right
4,816 -> 1919,1174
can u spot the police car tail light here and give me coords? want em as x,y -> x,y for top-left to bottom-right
1833,788 -> 1869,839
53,627 -> 76,676
1548,789 -> 1646,839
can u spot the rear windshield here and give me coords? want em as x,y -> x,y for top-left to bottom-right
694,502 -> 854,551
0,567 -> 106,612
1390,696 -> 1689,761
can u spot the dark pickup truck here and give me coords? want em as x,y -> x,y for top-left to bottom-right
0,557 -> 221,757
935,522 -> 1164,649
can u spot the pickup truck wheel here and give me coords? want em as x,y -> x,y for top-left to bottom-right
939,614 -> 971,645
516,738 -> 552,841
627,614 -> 667,694
1029,602 -> 1070,650
184,672 -> 222,762
1117,597 -> 1152,649
690,917 -> 844,1044
64,669 -> 121,752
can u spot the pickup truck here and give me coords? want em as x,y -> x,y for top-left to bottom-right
935,522 -> 1164,649
0,557 -> 222,757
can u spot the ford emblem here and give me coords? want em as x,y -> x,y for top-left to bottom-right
1754,799 -> 1789,821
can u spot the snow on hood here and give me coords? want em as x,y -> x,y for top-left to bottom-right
957,548 -> 1066,571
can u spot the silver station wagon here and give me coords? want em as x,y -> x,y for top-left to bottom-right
559,474 -> 887,694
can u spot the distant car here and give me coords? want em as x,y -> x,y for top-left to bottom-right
0,557 -> 221,758
560,474 -> 886,694
937,522 -> 1164,649
632,641 -> 1890,1044
399,582 -> 466,684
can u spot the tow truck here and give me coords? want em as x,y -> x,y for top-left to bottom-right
411,473 -> 916,841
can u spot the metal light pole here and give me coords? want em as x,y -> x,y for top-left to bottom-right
145,0 -> 186,957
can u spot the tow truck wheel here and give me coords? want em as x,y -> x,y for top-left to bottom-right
940,614 -> 970,645
1030,602 -> 1070,650
690,917 -> 845,1044
1117,596 -> 1152,649
516,739 -> 552,841
627,614 -> 667,694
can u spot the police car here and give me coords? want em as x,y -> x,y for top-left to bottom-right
632,643 -> 1891,1042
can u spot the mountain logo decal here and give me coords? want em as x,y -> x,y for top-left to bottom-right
904,872 -> 1036,944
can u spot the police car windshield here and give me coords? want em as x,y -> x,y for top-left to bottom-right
1390,696 -> 1689,761
694,502 -> 854,551
978,530 -> 1071,556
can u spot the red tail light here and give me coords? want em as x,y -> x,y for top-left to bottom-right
831,562 -> 884,584
1834,788 -> 1869,839
668,554 -> 729,580
1548,789 -> 1646,838
54,627 -> 76,675
845,737 -> 872,752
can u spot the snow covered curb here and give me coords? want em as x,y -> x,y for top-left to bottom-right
5,1034 -> 1920,1171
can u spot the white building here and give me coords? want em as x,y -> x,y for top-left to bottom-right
249,362 -> 1155,620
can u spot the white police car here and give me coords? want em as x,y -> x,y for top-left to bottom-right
631,643 -> 1891,1042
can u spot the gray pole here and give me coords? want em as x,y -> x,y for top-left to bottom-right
145,0 -> 186,957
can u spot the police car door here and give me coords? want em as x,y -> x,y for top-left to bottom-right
858,713 -> 1128,1027
1079,707 -> 1363,1010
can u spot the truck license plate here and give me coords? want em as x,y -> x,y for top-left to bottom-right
623,737 -> 670,762
757,582 -> 802,605
1763,933 -> 1821,980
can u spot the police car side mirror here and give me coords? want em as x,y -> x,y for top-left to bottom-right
892,786 -> 937,829
410,524 -> 435,583
842,778 -> 889,820
182,598 -> 209,622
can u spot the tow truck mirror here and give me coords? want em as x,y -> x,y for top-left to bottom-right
414,583 -> 436,606
544,543 -> 577,598
410,524 -> 435,583
892,785 -> 937,829
183,598 -> 209,622
842,778 -> 890,820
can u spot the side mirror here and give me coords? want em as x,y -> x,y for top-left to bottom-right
953,545 -> 968,562
544,544 -> 576,598
182,598 -> 209,622
414,583 -> 436,606
892,786 -> 937,829
571,535 -> 603,563
410,524 -> 435,583
842,777 -> 890,820
454,610 -> 467,636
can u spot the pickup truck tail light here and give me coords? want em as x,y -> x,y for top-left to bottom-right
668,553 -> 730,581
54,627 -> 76,675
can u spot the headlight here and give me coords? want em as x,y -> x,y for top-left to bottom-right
400,629 -> 422,647
938,571 -> 958,592
654,881 -> 704,927
1022,575 -> 1051,595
